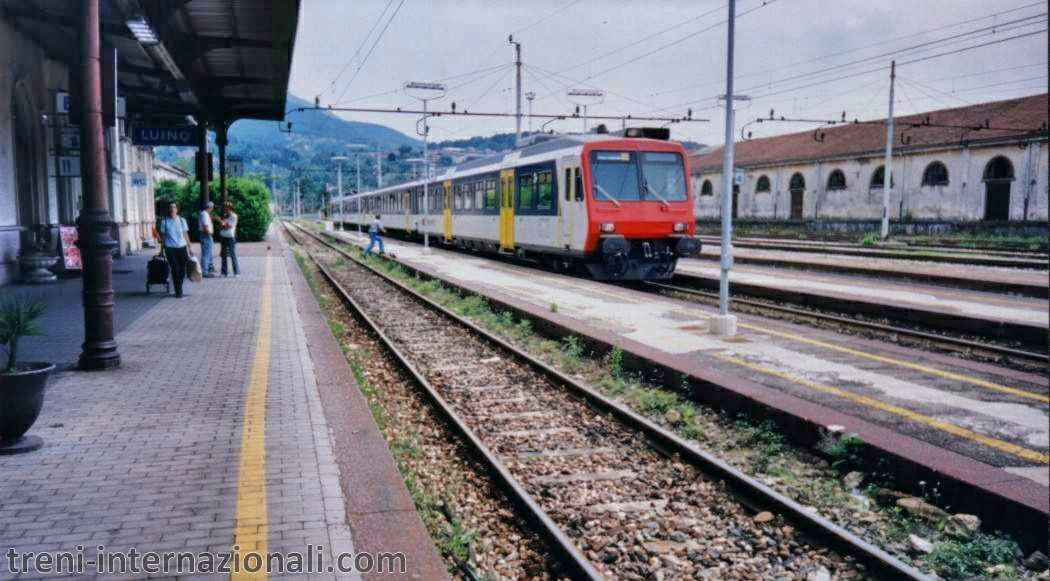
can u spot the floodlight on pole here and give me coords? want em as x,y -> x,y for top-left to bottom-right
404,81 -> 447,253
567,89 -> 604,132
331,155 -> 349,221
347,144 -> 369,233
525,91 -> 536,133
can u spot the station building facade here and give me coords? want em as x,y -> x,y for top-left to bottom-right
689,93 -> 1049,227
0,15 -> 156,286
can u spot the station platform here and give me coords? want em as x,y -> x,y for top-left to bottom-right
329,229 -> 1049,528
695,243 -> 1050,297
0,232 -> 446,580
677,256 -> 1050,329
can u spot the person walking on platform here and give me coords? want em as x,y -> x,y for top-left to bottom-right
363,214 -> 385,257
219,202 -> 240,278
158,201 -> 194,298
198,201 -> 215,277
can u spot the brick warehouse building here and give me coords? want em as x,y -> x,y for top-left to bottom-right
689,93 -> 1049,228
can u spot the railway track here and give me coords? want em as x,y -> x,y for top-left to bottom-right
646,279 -> 1049,372
284,222 -> 926,580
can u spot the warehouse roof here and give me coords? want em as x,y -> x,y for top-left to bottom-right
690,93 -> 1049,173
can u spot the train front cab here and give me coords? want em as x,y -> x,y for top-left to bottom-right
580,136 -> 700,280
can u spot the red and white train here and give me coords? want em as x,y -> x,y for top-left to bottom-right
330,127 -> 700,280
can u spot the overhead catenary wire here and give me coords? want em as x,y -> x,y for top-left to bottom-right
320,0 -> 397,100
650,23 -> 1047,115
324,0 -> 407,120
649,1 -> 1048,99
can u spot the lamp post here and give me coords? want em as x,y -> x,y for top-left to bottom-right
525,91 -> 536,134
404,81 -> 447,252
331,155 -> 349,221
567,89 -> 604,133
711,0 -> 742,337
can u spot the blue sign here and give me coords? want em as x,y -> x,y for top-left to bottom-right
133,126 -> 196,146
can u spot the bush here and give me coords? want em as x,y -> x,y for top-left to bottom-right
160,177 -> 272,242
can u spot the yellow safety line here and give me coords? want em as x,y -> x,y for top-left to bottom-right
715,353 -> 1050,465
232,257 -> 273,579
735,322 -> 1049,404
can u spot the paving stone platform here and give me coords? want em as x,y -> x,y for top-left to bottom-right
0,233 -> 445,580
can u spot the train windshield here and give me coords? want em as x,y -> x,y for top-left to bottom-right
590,151 -> 642,201
640,152 -> 687,202
589,150 -> 687,203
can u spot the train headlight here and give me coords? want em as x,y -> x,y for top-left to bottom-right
599,223 -> 616,233
673,222 -> 687,233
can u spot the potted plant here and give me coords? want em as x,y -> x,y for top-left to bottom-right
0,294 -> 52,455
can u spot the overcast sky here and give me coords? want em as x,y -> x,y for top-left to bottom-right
288,0 -> 1048,146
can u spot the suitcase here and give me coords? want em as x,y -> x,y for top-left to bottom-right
147,255 -> 170,293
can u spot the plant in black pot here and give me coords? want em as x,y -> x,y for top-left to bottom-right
0,294 -> 52,455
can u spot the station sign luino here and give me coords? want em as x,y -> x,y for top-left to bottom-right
132,126 -> 196,146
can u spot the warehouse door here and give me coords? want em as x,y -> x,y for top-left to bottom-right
789,173 -> 805,219
983,156 -> 1013,221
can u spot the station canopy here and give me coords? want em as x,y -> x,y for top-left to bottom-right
0,0 -> 301,125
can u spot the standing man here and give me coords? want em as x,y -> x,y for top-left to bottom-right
219,202 -> 240,278
198,201 -> 215,278
158,201 -> 194,298
363,214 -> 385,257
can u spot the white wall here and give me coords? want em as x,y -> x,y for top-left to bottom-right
692,141 -> 1049,222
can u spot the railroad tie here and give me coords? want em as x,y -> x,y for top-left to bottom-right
586,499 -> 669,514
488,410 -> 550,421
511,447 -> 619,461
479,395 -> 529,405
532,470 -> 638,486
495,427 -> 576,438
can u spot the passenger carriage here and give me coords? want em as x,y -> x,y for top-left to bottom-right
331,128 -> 700,280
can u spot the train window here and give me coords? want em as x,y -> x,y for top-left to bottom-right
590,151 -> 641,201
475,182 -> 484,210
464,184 -> 474,210
518,174 -> 535,209
564,169 -> 572,202
486,179 -> 497,209
574,168 -> 583,201
455,187 -> 462,210
537,172 -> 553,210
640,152 -> 687,201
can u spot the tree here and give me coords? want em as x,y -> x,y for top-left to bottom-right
165,177 -> 273,242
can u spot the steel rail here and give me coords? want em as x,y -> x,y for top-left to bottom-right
283,223 -> 603,580
646,280 -> 1049,368
286,221 -> 929,581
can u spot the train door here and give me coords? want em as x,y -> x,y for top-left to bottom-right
403,192 -> 411,232
442,180 -> 453,241
499,168 -> 515,250
559,158 -> 577,249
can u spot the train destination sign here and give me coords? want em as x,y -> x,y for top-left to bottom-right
132,126 -> 196,146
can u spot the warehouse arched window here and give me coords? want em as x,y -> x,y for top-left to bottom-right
756,175 -> 771,193
922,161 -> 949,186
826,169 -> 847,191
700,179 -> 713,196
870,165 -> 894,189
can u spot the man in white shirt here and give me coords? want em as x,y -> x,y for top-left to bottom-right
198,201 -> 215,277
219,202 -> 240,277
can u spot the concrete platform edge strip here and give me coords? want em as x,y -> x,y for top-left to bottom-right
279,234 -> 450,580
326,232 -> 1049,553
